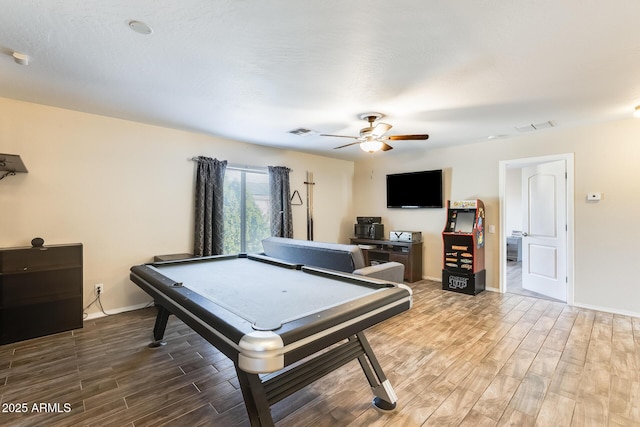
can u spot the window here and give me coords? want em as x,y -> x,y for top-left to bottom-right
223,167 -> 270,254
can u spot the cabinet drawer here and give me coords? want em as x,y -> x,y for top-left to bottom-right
0,297 -> 83,344
0,245 -> 82,273
1,268 -> 82,307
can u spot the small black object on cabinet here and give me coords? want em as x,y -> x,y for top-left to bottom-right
0,243 -> 83,344
31,237 -> 45,248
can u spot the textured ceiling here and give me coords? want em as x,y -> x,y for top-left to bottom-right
1,0 -> 640,160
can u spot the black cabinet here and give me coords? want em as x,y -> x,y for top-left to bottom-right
0,243 -> 83,344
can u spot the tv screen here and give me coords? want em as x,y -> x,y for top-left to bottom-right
386,170 -> 443,208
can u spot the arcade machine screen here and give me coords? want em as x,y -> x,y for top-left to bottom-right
454,211 -> 475,233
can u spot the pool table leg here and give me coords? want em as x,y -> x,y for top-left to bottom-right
149,304 -> 170,348
235,367 -> 275,427
352,332 -> 398,412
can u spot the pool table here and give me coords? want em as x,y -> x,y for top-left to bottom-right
130,253 -> 412,427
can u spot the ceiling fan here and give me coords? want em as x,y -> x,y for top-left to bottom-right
320,113 -> 429,153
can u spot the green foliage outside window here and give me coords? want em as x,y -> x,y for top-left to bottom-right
223,171 -> 270,254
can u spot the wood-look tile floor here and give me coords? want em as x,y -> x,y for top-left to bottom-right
506,261 -> 564,303
0,280 -> 639,426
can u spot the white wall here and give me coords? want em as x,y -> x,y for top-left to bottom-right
505,168 -> 522,236
353,119 -> 640,317
3,95 -> 639,318
0,97 -> 355,317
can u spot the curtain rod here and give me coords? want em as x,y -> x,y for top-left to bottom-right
189,158 -> 287,173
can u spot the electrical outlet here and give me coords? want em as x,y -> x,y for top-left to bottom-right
95,284 -> 104,295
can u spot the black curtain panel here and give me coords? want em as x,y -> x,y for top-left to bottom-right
268,166 -> 293,238
194,157 -> 227,256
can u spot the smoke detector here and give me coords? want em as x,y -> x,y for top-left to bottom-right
12,52 -> 29,66
128,20 -> 153,35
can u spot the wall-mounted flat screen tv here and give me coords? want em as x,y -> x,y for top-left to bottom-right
386,169 -> 443,208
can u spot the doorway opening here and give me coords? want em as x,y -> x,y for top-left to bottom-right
499,154 -> 574,304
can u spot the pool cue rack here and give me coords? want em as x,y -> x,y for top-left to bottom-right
442,199 -> 486,295
304,171 -> 315,241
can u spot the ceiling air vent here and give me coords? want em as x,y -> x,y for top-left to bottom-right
532,120 -> 555,130
515,121 -> 555,132
288,128 -> 317,136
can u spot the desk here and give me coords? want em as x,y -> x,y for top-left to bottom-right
350,238 -> 423,282
130,253 -> 412,427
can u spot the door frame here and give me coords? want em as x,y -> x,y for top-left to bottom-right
498,153 -> 575,304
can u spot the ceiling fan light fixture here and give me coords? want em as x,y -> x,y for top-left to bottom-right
371,122 -> 392,137
634,105 -> 640,118
360,139 -> 383,153
325,113 -> 428,152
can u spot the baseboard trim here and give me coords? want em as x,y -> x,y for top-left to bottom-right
83,301 -> 153,321
572,302 -> 640,319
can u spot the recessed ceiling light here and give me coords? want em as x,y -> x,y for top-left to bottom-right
128,20 -> 153,35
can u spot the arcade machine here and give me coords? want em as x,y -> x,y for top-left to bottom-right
442,199 -> 485,295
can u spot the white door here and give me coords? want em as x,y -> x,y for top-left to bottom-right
521,160 -> 567,301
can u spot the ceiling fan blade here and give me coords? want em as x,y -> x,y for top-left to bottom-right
371,123 -> 392,138
381,142 -> 394,151
386,134 -> 429,141
320,133 -> 359,139
333,142 -> 360,149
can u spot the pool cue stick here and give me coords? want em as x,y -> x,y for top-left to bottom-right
304,171 -> 315,240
